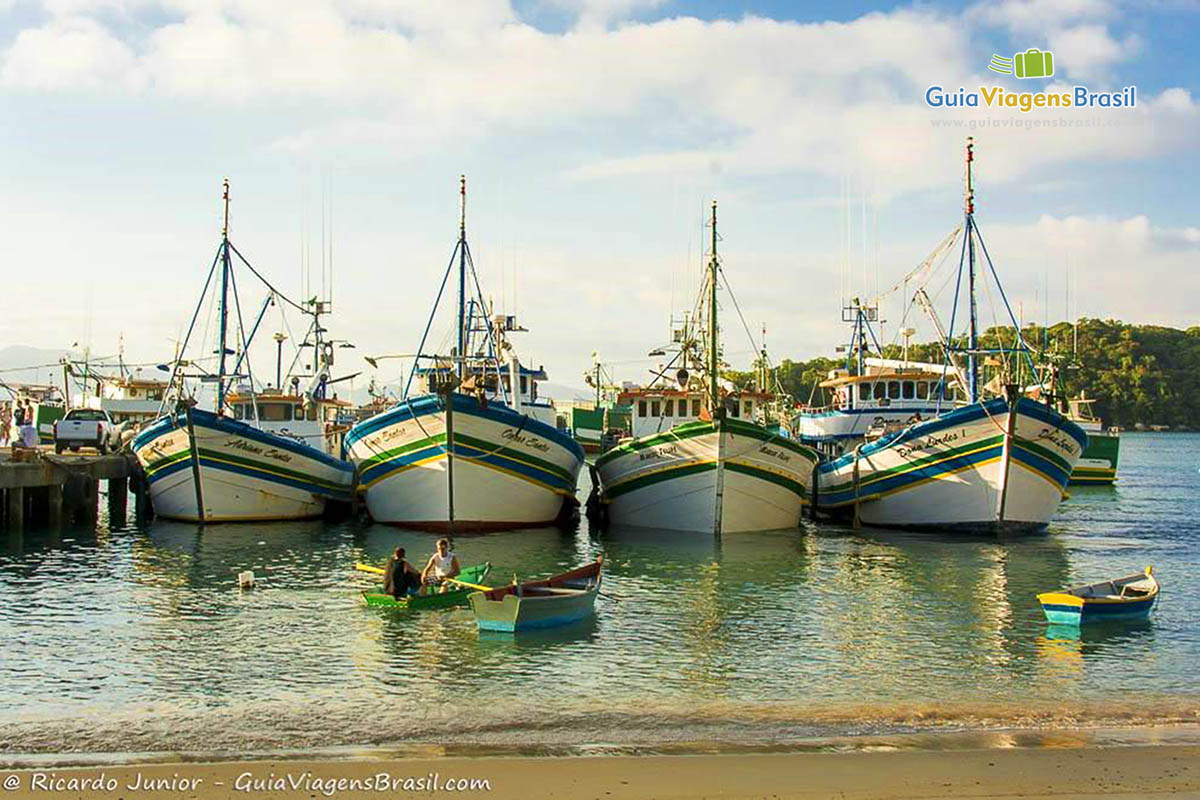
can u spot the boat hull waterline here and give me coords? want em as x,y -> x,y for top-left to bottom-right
345,393 -> 585,531
815,397 -> 1087,533
133,408 -> 356,522
594,417 -> 819,534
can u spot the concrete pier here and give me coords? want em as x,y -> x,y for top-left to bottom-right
0,451 -> 143,531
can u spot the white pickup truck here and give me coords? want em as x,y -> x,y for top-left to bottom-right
53,408 -> 119,454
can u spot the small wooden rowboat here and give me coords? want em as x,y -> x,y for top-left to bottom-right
468,557 -> 602,632
1037,567 -> 1159,625
362,562 -> 491,610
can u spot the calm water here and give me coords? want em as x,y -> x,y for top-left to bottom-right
2,433 -> 1198,758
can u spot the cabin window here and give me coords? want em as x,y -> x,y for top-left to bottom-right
232,404 -> 245,420
651,400 -> 661,417
902,381 -> 914,400
859,383 -> 870,401
916,381 -> 929,400
730,401 -> 740,417
873,382 -> 886,400
147,389 -> 163,401
324,406 -> 337,422
520,376 -> 528,395
744,400 -> 754,416
664,399 -> 674,417
691,399 -> 701,416
129,389 -> 138,397
638,400 -> 647,417
888,381 -> 901,400
257,402 -> 292,422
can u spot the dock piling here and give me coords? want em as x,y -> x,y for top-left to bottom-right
7,487 -> 24,532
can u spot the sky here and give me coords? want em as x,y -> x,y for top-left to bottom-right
1,0 -> 1197,397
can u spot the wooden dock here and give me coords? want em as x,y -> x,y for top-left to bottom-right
0,449 -> 150,531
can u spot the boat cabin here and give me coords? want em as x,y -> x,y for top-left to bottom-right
92,375 -> 169,426
414,359 -> 558,429
617,386 -> 774,439
226,388 -> 354,456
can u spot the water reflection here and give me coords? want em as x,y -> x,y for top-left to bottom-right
2,438 -> 1198,755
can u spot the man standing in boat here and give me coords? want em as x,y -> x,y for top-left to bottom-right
421,538 -> 461,593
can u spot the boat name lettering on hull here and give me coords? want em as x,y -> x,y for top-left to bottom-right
896,429 -> 963,459
227,438 -> 294,463
1036,427 -> 1078,456
758,445 -> 791,463
376,423 -> 412,445
639,444 -> 680,462
501,428 -> 550,453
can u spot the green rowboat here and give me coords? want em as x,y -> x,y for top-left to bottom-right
362,562 -> 491,610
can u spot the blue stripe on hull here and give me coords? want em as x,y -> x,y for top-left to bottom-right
346,393 -> 583,461
134,409 -> 354,475
359,441 -> 573,493
1040,598 -> 1156,625
1010,441 -> 1071,489
477,609 -> 596,632
146,452 -> 353,500
818,443 -> 1003,507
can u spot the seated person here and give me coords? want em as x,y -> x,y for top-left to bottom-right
382,547 -> 421,598
420,538 -> 460,593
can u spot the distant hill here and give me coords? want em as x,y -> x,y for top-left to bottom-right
0,345 -> 73,392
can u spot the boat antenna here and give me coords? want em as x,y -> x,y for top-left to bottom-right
457,174 -> 467,382
708,200 -> 721,418
217,178 -> 232,415
965,137 -> 979,403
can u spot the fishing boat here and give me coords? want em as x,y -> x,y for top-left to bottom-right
344,178 -> 584,531
813,140 -> 1087,533
1037,567 -> 1158,625
592,202 -> 820,534
362,562 -> 492,610
132,181 -> 356,523
467,557 -> 602,632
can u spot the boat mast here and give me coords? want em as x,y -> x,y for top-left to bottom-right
457,175 -> 467,382
708,201 -> 721,418
965,137 -> 979,403
217,178 -> 232,415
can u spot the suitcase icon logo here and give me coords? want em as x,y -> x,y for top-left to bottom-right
988,48 -> 1055,79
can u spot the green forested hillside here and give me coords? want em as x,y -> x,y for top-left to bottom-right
748,319 -> 1200,429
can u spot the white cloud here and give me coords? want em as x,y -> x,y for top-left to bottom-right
1047,23 -> 1140,79
966,214 -> 1200,325
976,0 -> 1116,33
1,16 -> 146,91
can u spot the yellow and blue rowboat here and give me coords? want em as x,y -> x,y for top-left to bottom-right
1037,567 -> 1159,625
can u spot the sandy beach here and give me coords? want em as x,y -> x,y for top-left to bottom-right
3,744 -> 1199,800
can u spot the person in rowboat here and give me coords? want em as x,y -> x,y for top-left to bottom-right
382,547 -> 421,598
420,538 -> 460,593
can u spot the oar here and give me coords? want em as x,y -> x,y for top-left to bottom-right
441,576 -> 493,592
355,563 -> 385,575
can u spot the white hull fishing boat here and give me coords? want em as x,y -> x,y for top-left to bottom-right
813,140 -> 1086,533
133,181 -> 355,523
815,393 -> 1086,532
593,202 -> 820,534
345,178 -> 584,531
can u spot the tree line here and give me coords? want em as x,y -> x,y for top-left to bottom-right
736,319 -> 1200,429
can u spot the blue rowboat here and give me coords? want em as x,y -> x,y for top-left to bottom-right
1037,567 -> 1159,625
467,558 -> 602,633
